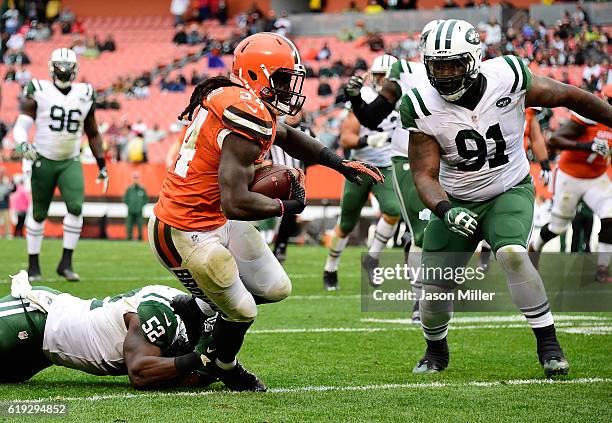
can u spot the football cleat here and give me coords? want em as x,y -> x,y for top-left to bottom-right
542,356 -> 570,378
412,338 -> 449,375
28,272 -> 42,283
537,336 -> 569,378
595,265 -> 612,283
274,243 -> 287,264
362,254 -> 380,287
56,265 -> 80,282
323,270 -> 339,291
201,359 -> 266,392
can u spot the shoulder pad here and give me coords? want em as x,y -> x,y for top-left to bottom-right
204,86 -> 274,142
137,297 -> 178,350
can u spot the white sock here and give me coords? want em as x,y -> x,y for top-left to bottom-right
63,214 -> 83,250
325,235 -> 349,272
597,242 -> 612,268
26,214 -> 45,255
368,218 -> 397,259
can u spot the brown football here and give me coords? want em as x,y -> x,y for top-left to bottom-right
249,164 -> 302,200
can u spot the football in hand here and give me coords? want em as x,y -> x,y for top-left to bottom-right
249,164 -> 303,200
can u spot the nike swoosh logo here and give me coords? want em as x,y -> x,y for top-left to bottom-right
206,346 -> 216,354
245,103 -> 258,114
163,313 -> 172,326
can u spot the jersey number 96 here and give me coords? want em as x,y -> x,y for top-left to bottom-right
49,105 -> 82,134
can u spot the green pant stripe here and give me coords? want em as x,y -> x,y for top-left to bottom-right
391,162 -> 410,227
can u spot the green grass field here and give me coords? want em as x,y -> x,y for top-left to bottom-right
0,239 -> 611,422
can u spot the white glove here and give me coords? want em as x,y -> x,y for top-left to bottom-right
591,137 -> 610,157
365,131 -> 390,148
17,142 -> 38,161
97,167 -> 109,193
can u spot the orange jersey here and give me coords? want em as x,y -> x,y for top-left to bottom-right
154,86 -> 277,231
523,108 -> 535,152
558,113 -> 612,179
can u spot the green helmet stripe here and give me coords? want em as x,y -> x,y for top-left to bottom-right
445,20 -> 458,49
503,56 -> 520,93
411,88 -> 431,117
434,21 -> 445,50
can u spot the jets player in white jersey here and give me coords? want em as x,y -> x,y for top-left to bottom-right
323,55 -> 402,290
344,20 -> 440,318
12,48 -> 108,282
0,271 -> 219,390
402,20 -> 612,377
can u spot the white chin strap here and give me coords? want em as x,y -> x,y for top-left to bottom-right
441,86 -> 469,102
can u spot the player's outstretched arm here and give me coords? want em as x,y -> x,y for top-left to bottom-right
84,106 -> 109,192
123,313 -> 200,390
347,78 -> 399,130
275,122 -> 384,185
13,97 -> 38,160
526,75 -> 612,128
410,132 -> 477,238
548,120 -> 588,150
219,132 -> 297,219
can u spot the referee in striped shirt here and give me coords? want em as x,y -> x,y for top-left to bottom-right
270,111 -> 315,263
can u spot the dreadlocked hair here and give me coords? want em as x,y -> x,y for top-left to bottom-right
178,75 -> 241,121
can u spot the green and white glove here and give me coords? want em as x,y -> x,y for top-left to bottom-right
17,142 -> 38,161
357,131 -> 390,149
443,207 -> 478,238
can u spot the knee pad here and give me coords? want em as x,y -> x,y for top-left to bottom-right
495,244 -> 528,271
223,294 -> 257,322
185,243 -> 238,290
263,273 -> 292,302
548,214 -> 571,235
600,218 -> 612,244
65,202 -> 83,217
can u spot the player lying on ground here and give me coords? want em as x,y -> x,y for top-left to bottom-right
150,32 -> 384,392
0,271 -> 218,390
530,84 -> 612,283
323,54 -> 402,292
12,48 -> 108,283
403,20 -> 612,377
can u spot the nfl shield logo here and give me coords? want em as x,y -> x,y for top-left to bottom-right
18,331 -> 29,340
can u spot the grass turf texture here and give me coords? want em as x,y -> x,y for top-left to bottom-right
0,239 -> 610,422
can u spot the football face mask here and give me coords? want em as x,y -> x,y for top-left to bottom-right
264,66 -> 306,116
50,61 -> 78,88
425,54 -> 475,99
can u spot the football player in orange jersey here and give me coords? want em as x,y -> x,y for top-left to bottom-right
148,33 -> 384,392
530,85 -> 612,283
525,107 -> 552,186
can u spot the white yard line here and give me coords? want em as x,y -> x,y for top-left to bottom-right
361,315 -> 612,325
16,377 -> 612,403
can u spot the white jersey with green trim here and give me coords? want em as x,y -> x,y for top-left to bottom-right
399,55 -> 532,201
387,59 -> 428,158
350,85 -> 397,168
42,285 -> 188,376
24,79 -> 95,161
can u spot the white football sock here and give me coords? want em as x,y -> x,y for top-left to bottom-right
368,218 -> 397,259
597,242 -> 612,268
63,213 -> 83,250
409,244 -> 423,299
325,235 -> 349,272
26,214 -> 45,255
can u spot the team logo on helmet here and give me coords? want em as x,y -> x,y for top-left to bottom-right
465,28 -> 480,45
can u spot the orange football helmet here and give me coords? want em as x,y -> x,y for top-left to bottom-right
231,32 -> 306,116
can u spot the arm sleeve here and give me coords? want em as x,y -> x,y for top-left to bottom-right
349,94 -> 396,130
13,114 -> 34,144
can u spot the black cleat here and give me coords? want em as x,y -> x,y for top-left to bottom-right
413,338 -> 449,375
362,254 -> 380,287
28,272 -> 42,283
201,359 -> 266,392
538,339 -> 569,378
57,265 -> 80,282
28,255 -> 42,282
323,270 -> 339,291
274,244 -> 287,264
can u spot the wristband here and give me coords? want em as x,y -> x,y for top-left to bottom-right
539,160 -> 550,170
276,198 -> 285,216
434,200 -> 452,219
281,199 -> 304,215
174,351 -> 201,375
357,136 -> 368,149
95,157 -> 106,171
576,142 -> 593,151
